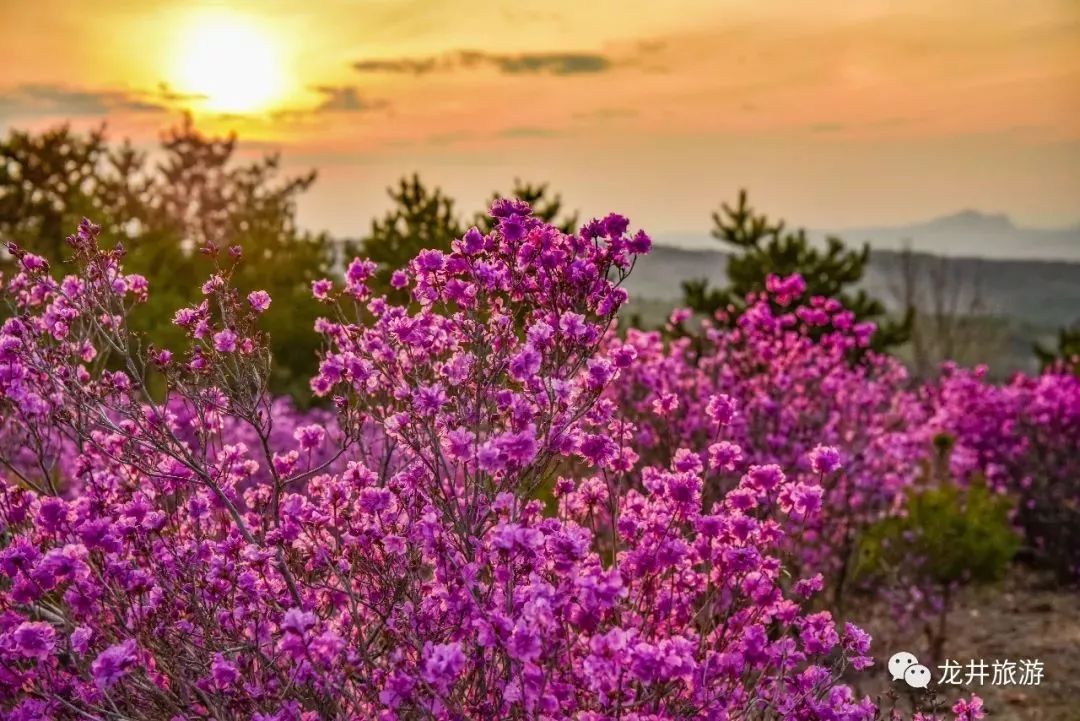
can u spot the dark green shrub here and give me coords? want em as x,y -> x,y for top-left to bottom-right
856,477 -> 1019,661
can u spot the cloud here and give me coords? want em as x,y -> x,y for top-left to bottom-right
425,131 -> 474,147
0,84 -> 169,118
353,58 -> 440,75
310,86 -> 389,113
268,86 -> 390,123
354,50 -> 612,76
497,126 -> 561,138
572,107 -> 638,122
153,83 -> 208,105
469,51 -> 610,75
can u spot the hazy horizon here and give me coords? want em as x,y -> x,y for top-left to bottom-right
647,208 -> 1080,261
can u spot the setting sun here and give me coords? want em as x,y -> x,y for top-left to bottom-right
173,13 -> 285,114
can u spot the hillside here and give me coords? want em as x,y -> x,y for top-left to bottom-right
625,244 -> 1080,329
654,211 -> 1080,262
622,244 -> 1080,374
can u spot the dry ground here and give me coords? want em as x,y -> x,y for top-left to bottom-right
847,568 -> 1080,720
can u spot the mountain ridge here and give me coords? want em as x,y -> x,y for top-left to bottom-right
624,243 -> 1080,330
653,210 -> 1080,262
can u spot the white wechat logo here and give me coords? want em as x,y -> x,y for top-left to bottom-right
888,651 -> 919,682
888,651 -> 932,689
904,664 -> 932,689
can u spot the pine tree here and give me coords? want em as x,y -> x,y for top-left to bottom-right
1034,326 -> 1080,375
355,174 -> 464,303
683,190 -> 911,352
476,179 -> 578,234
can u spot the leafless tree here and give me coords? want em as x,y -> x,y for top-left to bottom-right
889,241 -> 1005,377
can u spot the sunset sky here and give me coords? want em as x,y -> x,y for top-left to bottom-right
1,0 -> 1078,240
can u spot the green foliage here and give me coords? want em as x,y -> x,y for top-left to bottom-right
0,119 -> 332,400
1034,326 -> 1080,375
683,190 -> 911,351
1,136 -> 578,395
476,179 -> 578,234
853,448 -> 1019,660
357,175 -> 580,304
354,174 -> 463,304
856,477 -> 1019,590
0,125 -> 138,263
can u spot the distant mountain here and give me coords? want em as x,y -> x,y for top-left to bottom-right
655,211 -> 1080,262
624,244 -> 1080,329
814,210 -> 1080,262
622,243 -> 1080,374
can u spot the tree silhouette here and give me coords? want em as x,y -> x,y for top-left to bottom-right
683,190 -> 911,352
0,125 -> 139,262
0,118 -> 332,398
476,179 -> 578,234
1034,326 -> 1080,375
354,174 -> 464,304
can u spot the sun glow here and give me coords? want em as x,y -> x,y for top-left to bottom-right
173,13 -> 286,114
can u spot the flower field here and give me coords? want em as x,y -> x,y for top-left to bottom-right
0,205 -> 1076,720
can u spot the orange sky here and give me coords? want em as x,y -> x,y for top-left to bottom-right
1,0 -> 1078,238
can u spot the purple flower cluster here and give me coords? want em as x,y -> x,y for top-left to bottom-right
0,212 -> 1004,721
929,363 -> 1080,578
605,284 -> 931,614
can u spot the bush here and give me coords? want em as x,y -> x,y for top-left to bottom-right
855,473 -> 1019,662
930,365 -> 1080,580
0,209 -> 909,719
608,276 -> 928,615
0,121 -> 334,400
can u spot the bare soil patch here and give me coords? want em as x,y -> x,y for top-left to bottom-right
847,568 -> 1079,720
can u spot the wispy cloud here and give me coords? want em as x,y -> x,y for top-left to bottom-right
473,51 -> 610,75
572,107 -> 638,122
353,57 -> 440,75
153,83 -> 208,105
425,130 -> 474,146
497,126 -> 561,138
354,50 -> 612,76
0,84 -> 169,118
265,86 -> 390,124
808,122 -> 845,134
310,86 -> 389,113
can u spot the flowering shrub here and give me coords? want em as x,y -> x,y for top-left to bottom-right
0,208 -> 919,720
0,393 -> 339,497
607,278 -> 929,613
855,479 -> 1019,663
929,364 -> 1080,580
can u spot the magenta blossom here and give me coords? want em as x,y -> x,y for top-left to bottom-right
91,640 -> 137,689
11,622 -> 55,661
809,444 -> 842,475
247,289 -> 272,313
213,328 -> 238,353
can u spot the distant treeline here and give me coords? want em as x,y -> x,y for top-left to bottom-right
2,121 -> 1075,396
